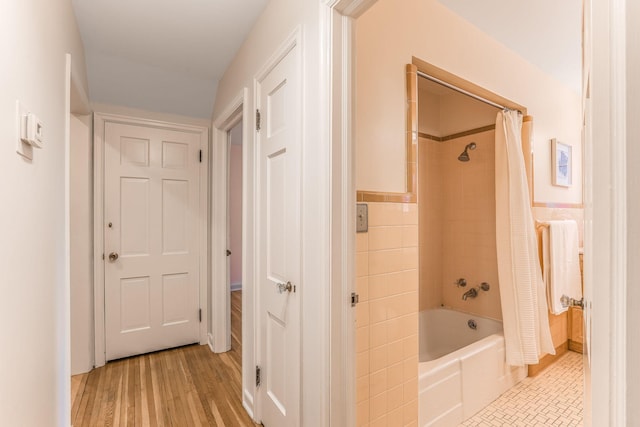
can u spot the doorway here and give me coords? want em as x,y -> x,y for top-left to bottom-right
227,119 -> 244,373
93,113 -> 209,367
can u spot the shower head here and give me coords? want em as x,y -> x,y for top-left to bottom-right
458,142 -> 477,162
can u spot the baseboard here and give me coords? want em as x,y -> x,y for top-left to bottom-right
569,340 -> 584,353
231,282 -> 242,292
527,341 -> 569,377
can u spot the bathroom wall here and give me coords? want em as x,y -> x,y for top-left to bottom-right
355,0 -> 582,205
418,137 -> 443,311
356,203 -> 419,427
418,130 -> 502,320
440,131 -> 502,319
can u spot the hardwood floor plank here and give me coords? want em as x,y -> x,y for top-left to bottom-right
72,291 -> 257,426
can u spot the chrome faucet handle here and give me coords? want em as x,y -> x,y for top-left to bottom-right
455,278 -> 467,288
479,282 -> 490,291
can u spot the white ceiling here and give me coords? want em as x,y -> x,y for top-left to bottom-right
437,0 -> 582,94
72,0 -> 268,118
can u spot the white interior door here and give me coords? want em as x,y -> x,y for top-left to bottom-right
104,122 -> 201,361
257,44 -> 301,427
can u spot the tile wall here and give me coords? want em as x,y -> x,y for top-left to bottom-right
418,130 -> 503,320
356,202 -> 419,427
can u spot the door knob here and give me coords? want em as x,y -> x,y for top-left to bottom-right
108,252 -> 119,262
277,281 -> 293,294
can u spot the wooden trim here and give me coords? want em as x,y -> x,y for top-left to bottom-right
412,56 -> 528,114
357,64 -> 418,204
418,124 -> 496,142
527,341 -> 569,377
357,60 -> 531,204
533,202 -> 585,208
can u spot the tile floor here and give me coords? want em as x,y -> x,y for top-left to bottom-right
460,351 -> 584,427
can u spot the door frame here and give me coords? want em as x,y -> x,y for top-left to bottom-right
92,113 -> 209,367
211,89 -> 255,417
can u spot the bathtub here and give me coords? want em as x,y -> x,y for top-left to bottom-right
418,308 -> 527,427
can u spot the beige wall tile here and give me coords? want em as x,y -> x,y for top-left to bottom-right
403,335 -> 418,359
357,375 -> 370,403
402,225 -> 419,247
370,345 -> 388,372
357,325 -> 370,353
387,362 -> 404,389
386,316 -> 404,343
403,378 -> 418,404
370,321 -> 388,348
403,356 -> 418,383
369,415 -> 387,427
387,406 -> 404,427
369,226 -> 403,251
369,202 -> 404,227
356,399 -> 370,427
357,351 -> 370,378
369,249 -> 404,275
369,274 -> 389,300
357,276 -> 370,302
370,369 -> 388,397
357,232 -> 369,253
370,392 -> 389,421
388,340 -> 404,365
402,399 -> 418,425
402,204 -> 418,225
356,301 -> 369,327
402,247 -> 419,270
369,298 -> 388,324
357,252 -> 369,277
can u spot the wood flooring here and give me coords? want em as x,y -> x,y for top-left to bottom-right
71,291 -> 257,426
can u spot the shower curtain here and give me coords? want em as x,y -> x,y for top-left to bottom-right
495,110 -> 555,366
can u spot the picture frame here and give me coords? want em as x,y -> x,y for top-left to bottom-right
551,138 -> 572,187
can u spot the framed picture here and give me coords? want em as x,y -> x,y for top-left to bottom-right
551,138 -> 572,187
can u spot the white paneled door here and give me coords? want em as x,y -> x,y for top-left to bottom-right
257,43 -> 301,427
104,122 -> 201,361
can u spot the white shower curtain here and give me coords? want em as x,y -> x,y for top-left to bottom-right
495,110 -> 555,366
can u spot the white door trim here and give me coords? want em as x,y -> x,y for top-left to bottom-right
211,90 -> 248,355
211,89 -> 257,419
93,113 -> 209,367
322,1 -> 377,424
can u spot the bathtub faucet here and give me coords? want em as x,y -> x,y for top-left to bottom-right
462,288 -> 478,300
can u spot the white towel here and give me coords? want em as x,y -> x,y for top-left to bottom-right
540,220 -> 582,315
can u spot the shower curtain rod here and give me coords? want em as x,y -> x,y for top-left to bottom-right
416,70 -> 519,113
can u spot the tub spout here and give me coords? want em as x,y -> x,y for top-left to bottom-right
462,288 -> 478,300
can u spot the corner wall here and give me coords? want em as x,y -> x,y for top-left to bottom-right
0,0 -> 89,424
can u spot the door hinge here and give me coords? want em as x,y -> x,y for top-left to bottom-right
199,308 -> 202,322
256,366 -> 261,387
256,109 -> 261,132
351,292 -> 359,307
199,149 -> 202,163
102,253 -> 105,261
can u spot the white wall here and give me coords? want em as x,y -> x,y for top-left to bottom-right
0,0 -> 88,425
228,123 -> 243,288
71,114 -> 94,375
626,0 -> 640,421
212,0 -> 329,423
355,0 -> 582,205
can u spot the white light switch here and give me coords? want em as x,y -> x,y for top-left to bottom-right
356,203 -> 368,233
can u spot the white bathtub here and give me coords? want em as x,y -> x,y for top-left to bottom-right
418,308 -> 527,427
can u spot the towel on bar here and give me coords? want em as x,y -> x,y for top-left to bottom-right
540,220 -> 582,315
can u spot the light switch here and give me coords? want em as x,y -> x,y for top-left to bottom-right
356,203 -> 368,233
